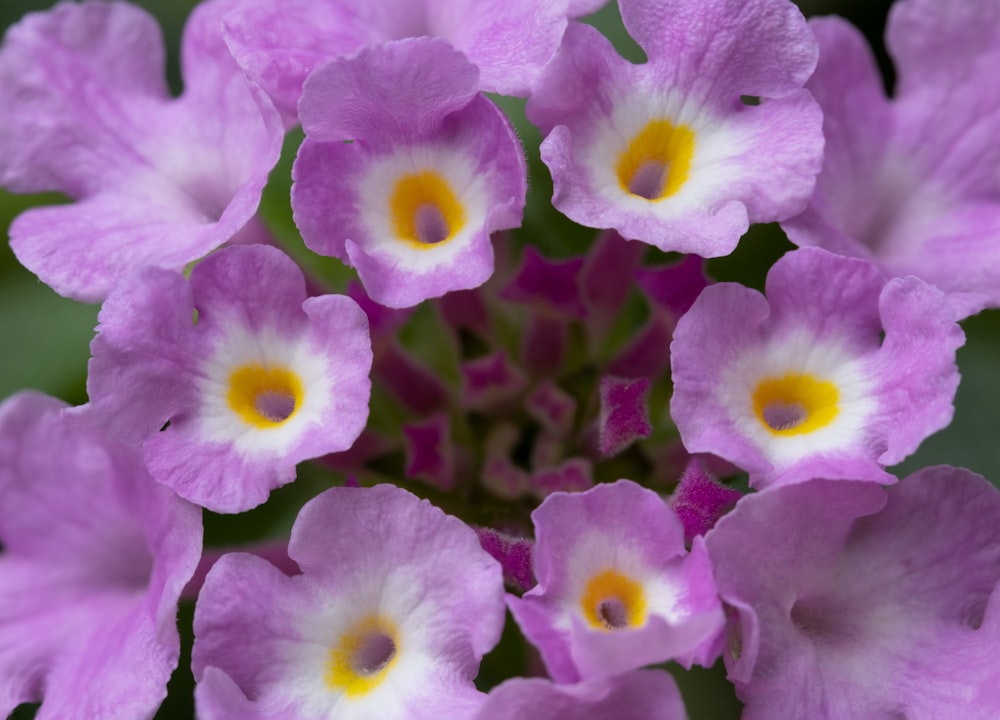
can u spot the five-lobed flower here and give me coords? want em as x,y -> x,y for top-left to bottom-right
84,244 -> 373,514
292,37 -> 527,308
508,480 -> 724,682
526,0 -> 824,258
192,484 -> 506,720
0,0 -> 283,302
222,0 -> 571,122
706,467 -> 1000,719
782,0 -> 1000,319
0,392 -> 202,720
670,247 -> 964,488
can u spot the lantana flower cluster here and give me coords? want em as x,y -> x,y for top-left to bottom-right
1,0 -> 999,718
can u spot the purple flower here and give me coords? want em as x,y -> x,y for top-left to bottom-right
706,467 -> 1000,719
0,0 -> 283,302
508,480 -> 724,682
782,0 -> 1000,319
669,459 -> 743,543
670,248 -> 963,488
475,670 -> 687,720
499,247 -> 586,374
0,392 -> 202,719
609,254 -> 710,380
499,246 -> 587,318
461,351 -> 528,410
475,527 -> 535,593
580,231 -> 646,325
567,0 -> 608,17
192,484 -> 506,719
85,244 -> 373,513
402,413 -> 454,490
525,380 -> 577,438
292,38 -> 526,308
525,0 -> 822,256
222,0 -> 570,121
597,375 -> 652,457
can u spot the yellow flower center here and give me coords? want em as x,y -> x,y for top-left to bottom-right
616,118 -> 695,200
226,364 -> 303,428
580,569 -> 647,631
325,615 -> 400,697
389,170 -> 466,248
751,372 -> 840,436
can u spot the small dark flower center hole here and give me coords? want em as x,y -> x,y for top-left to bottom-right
351,632 -> 397,676
762,401 -> 807,431
414,203 -> 450,244
628,160 -> 668,200
253,390 -> 297,423
597,598 -> 629,630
